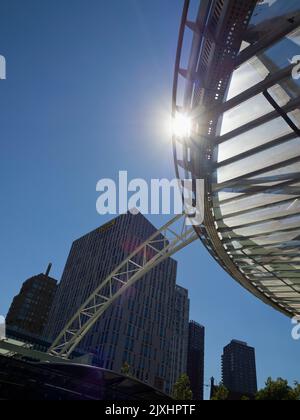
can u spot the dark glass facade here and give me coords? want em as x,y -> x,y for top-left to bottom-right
172,286 -> 190,386
222,340 -> 257,396
6,270 -> 57,339
187,321 -> 205,400
44,213 -> 189,394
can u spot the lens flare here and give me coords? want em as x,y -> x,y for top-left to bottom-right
172,112 -> 192,138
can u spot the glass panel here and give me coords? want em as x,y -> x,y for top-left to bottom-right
287,27 -> 300,47
249,0 -> 300,28
224,215 -> 300,238
269,78 -> 300,104
249,163 -> 300,186
217,191 -> 243,202
227,57 -> 268,99
260,280 -> 288,287
288,109 -> 300,128
267,83 -> 293,107
237,230 -> 300,246
217,191 -> 297,217
267,288 -> 297,294
217,137 -> 300,183
259,28 -> 300,70
217,117 -> 292,163
229,27 -> 300,101
274,293 -> 300,299
221,199 -> 300,227
220,94 -> 273,136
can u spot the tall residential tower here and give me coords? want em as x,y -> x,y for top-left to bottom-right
6,265 -> 57,340
172,286 -> 190,387
44,213 -> 189,394
187,321 -> 205,400
222,340 -> 257,397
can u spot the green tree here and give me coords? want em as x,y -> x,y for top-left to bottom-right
172,374 -> 193,400
121,362 -> 131,376
256,378 -> 300,401
292,382 -> 300,399
211,384 -> 229,401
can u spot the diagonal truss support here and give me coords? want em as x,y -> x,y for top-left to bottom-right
48,213 -> 198,359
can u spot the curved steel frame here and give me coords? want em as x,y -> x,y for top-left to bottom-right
49,0 -> 300,358
49,214 -> 198,358
173,0 -> 300,317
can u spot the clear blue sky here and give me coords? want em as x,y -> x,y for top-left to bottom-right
0,0 -> 299,397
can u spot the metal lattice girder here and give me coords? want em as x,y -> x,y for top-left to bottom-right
49,213 -> 198,358
173,0 -> 300,318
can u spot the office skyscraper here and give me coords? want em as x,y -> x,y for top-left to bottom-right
171,285 -> 189,386
6,264 -> 57,339
187,321 -> 205,400
222,340 -> 257,396
44,213 -> 189,394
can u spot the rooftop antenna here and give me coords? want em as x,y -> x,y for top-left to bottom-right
45,263 -> 52,277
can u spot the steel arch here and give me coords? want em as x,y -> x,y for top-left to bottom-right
49,213 -> 198,358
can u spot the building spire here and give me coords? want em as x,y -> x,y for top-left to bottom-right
45,263 -> 52,277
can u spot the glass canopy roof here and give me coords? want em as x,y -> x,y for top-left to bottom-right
173,0 -> 300,316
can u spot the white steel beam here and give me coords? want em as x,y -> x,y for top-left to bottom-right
48,213 -> 198,359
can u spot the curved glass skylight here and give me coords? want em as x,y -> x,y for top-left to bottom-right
173,0 -> 300,316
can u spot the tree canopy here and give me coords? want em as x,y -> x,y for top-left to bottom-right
172,374 -> 193,400
211,384 -> 229,401
256,378 -> 300,401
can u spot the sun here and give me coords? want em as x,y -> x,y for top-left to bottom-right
172,112 -> 192,138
